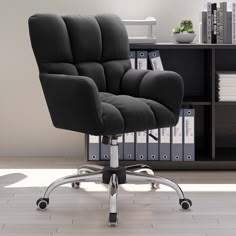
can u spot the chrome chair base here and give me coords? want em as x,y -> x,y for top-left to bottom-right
36,139 -> 192,226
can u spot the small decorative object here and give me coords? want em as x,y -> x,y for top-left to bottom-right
173,19 -> 196,43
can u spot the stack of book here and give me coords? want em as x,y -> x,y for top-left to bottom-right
201,2 -> 236,44
216,71 -> 236,101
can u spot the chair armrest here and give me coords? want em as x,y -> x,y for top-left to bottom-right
40,74 -> 103,134
121,69 -> 184,122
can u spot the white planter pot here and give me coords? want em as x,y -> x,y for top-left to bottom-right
173,32 -> 196,43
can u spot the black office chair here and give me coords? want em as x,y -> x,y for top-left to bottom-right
28,13 -> 192,226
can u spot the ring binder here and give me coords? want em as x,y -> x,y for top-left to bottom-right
88,135 -> 100,161
183,109 -> 195,162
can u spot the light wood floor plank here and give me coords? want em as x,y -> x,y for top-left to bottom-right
1,157 -> 236,235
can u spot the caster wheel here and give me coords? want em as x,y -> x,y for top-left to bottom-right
109,213 -> 118,226
151,182 -> 159,189
179,198 -> 192,210
36,198 -> 49,210
72,182 -> 80,189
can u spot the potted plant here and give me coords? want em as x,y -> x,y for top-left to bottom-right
173,19 -> 196,43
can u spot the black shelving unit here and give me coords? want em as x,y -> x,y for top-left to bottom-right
86,43 -> 236,169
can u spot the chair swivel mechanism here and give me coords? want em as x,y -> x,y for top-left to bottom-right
28,13 -> 192,226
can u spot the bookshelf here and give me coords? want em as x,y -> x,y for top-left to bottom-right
86,43 -> 236,170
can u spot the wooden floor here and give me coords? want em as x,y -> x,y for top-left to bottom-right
1,157 -> 236,236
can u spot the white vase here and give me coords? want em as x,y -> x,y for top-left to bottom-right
173,32 -> 196,43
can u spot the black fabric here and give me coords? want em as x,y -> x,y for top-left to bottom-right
39,63 -> 78,75
29,14 -> 73,64
103,60 -> 131,94
40,74 -> 103,135
76,62 -> 106,92
122,69 -> 184,124
95,14 -> 130,62
100,92 -> 156,133
63,16 -> 102,63
28,13 -> 184,135
121,69 -> 149,97
99,92 -> 176,134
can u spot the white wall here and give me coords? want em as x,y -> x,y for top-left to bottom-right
0,0 -> 219,158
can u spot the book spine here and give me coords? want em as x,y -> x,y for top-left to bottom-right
233,3 -> 236,44
212,3 -> 217,44
202,12 -> 207,43
207,2 -> 212,43
219,4 -> 224,44
217,8 -> 221,44
227,12 -> 232,44
221,2 -> 228,44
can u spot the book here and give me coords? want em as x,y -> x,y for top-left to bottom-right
227,11 -> 232,44
220,2 -> 228,44
216,71 -> 236,101
212,3 -> 217,44
201,11 -> 207,43
217,71 -> 236,77
207,2 -> 212,43
217,7 -> 221,44
232,2 -> 236,44
218,5 -> 224,44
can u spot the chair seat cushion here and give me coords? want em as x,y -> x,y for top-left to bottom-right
99,92 -> 176,134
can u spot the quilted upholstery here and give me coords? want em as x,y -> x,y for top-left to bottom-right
28,13 -> 184,135
100,92 -> 176,134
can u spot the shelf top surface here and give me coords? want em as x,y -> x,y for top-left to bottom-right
129,42 -> 236,49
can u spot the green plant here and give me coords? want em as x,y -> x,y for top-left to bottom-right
173,19 -> 195,33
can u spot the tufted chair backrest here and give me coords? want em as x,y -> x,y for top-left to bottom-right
28,14 -> 131,94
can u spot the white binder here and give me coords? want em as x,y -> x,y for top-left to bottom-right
101,139 -> 110,161
183,109 -> 195,161
148,129 -> 159,160
137,51 -> 148,70
88,135 -> 100,161
135,131 -> 147,161
129,51 -> 136,69
207,2 -> 212,43
171,110 -> 183,162
118,135 -> 124,160
148,50 -> 164,71
160,127 -> 171,161
124,132 -> 135,160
